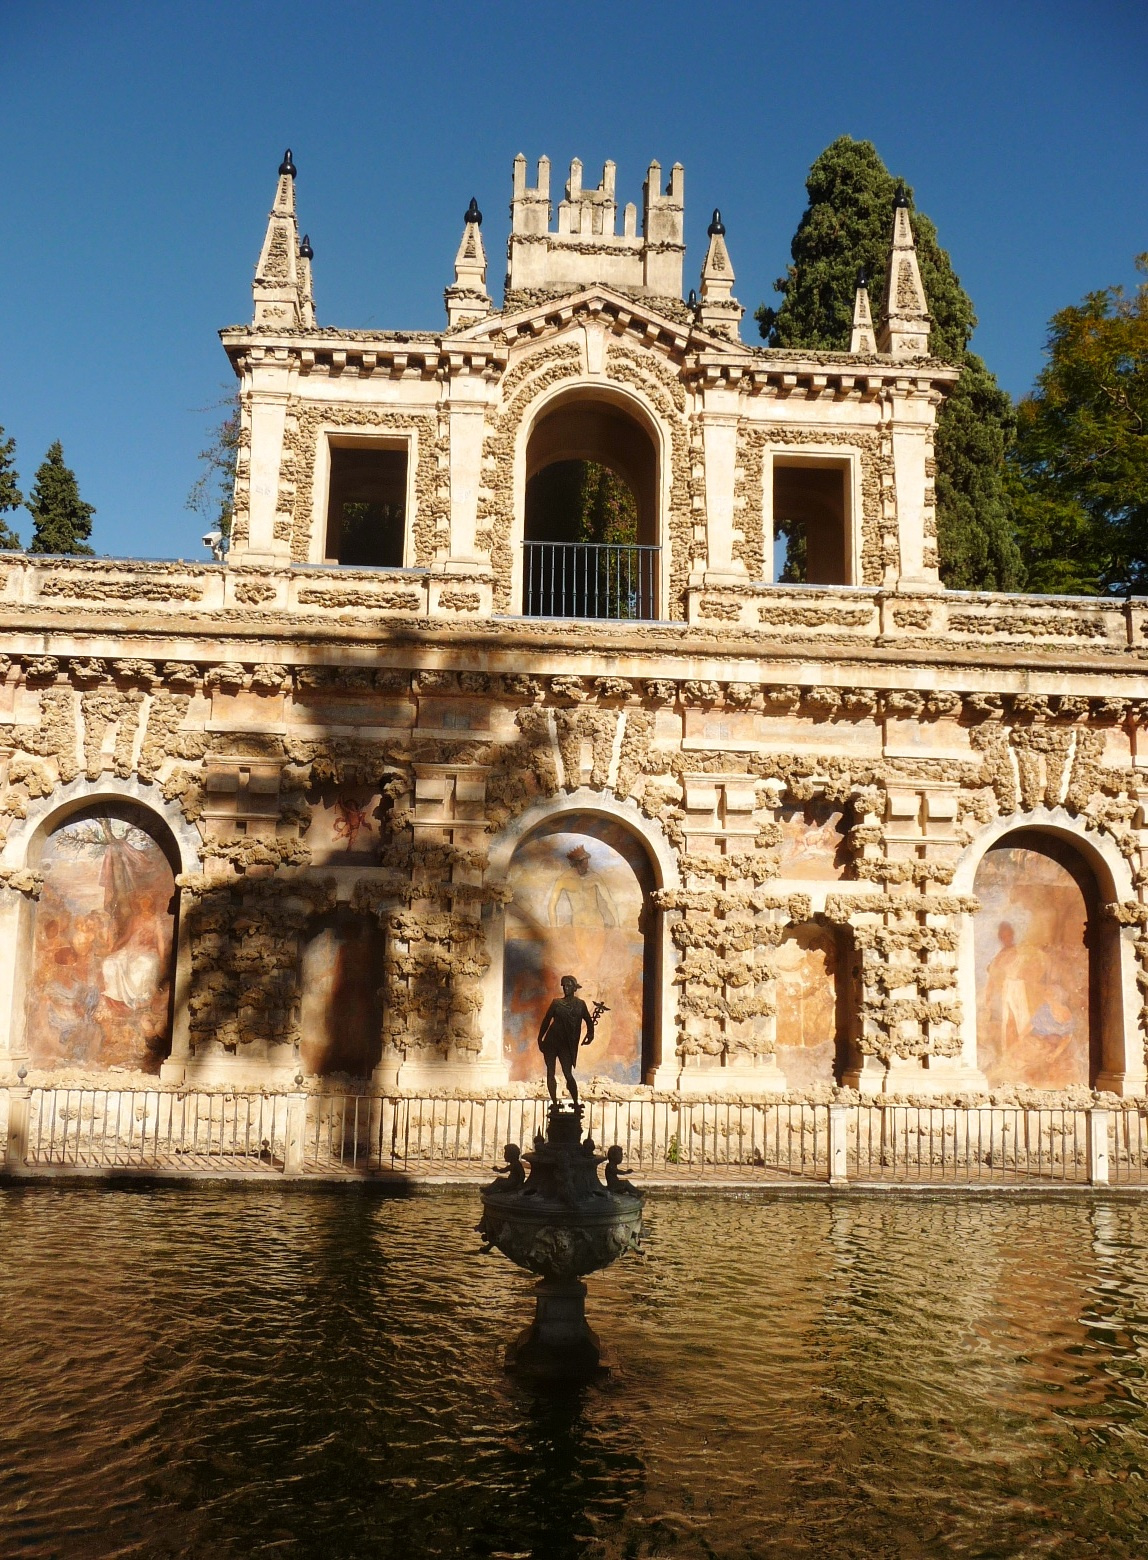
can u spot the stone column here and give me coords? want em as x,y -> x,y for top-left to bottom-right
445,388 -> 489,569
886,383 -> 941,590
698,384 -> 745,587
236,350 -> 295,565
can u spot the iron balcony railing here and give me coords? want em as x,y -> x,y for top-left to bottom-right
522,541 -> 658,620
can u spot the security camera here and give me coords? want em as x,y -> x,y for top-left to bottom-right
202,529 -> 226,561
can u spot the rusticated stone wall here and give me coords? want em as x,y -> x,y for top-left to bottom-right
0,635 -> 1147,1098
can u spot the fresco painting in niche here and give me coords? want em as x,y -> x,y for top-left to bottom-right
777,803 -> 846,880
504,817 -> 651,1085
974,842 -> 1092,1088
26,811 -> 177,1073
299,914 -> 384,1077
306,789 -> 386,864
774,923 -> 839,1088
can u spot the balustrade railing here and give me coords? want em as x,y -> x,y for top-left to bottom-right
13,1088 -> 287,1171
4,1089 -> 1148,1188
522,540 -> 657,620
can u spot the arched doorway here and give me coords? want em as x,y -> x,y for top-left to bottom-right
502,811 -> 657,1084
24,801 -> 180,1074
298,908 -> 384,1078
522,392 -> 658,619
973,830 -> 1103,1088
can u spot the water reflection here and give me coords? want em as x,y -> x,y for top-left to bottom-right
3,1188 -> 1148,1555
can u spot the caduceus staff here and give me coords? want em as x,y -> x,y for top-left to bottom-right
584,999 -> 610,1039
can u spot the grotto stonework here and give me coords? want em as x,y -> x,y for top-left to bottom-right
1,151 -> 1147,1107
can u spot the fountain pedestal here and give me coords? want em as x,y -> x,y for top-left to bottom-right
478,1104 -> 642,1380
508,1279 -> 602,1379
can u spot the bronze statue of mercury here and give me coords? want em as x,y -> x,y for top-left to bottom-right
536,975 -> 595,1106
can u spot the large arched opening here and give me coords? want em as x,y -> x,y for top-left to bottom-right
502,810 -> 659,1085
22,800 -> 181,1074
972,829 -> 1116,1089
522,391 -> 659,620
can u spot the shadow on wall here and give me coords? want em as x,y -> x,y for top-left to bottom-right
298,909 -> 385,1078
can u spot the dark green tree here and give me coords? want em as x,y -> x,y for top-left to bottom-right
1009,256 -> 1148,595
0,425 -> 23,550
758,136 -> 1022,591
27,441 -> 95,556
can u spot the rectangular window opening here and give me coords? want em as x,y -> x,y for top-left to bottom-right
772,461 -> 849,586
325,443 -> 408,568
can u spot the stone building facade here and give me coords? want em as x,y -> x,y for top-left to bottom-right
1,150 -> 1146,1101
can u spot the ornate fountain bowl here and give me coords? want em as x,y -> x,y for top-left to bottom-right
479,1187 -> 643,1282
478,1105 -> 643,1378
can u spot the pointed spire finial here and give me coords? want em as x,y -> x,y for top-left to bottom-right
445,193 -> 492,329
877,191 -> 931,356
299,233 -> 314,260
697,205 -> 741,339
688,288 -> 698,308
850,270 -> 875,353
855,267 -> 868,292
253,150 -> 307,328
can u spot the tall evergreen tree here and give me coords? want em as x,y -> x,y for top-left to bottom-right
0,425 -> 23,550
757,136 -> 1022,591
27,441 -> 95,556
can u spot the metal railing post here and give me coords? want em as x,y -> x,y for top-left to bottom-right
1088,1107 -> 1110,1186
828,1104 -> 848,1185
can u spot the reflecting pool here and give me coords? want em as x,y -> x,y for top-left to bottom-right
3,1187 -> 1148,1557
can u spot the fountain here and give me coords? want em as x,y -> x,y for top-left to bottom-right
478,975 -> 643,1379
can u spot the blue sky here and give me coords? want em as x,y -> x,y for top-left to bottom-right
1,0 -> 1145,560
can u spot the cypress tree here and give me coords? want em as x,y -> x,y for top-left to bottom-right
27,441 -> 95,556
0,425 -> 23,550
758,136 -> 1022,591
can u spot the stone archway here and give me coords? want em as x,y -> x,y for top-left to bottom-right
23,800 -> 181,1075
972,829 -> 1110,1089
502,810 -> 658,1085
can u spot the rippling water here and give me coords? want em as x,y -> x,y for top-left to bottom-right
3,1188 -> 1148,1557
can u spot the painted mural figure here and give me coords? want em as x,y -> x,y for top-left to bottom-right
548,845 -> 619,927
26,812 -> 177,1074
536,975 -> 595,1106
983,919 -> 1080,1080
973,843 -> 1091,1089
503,819 -> 649,1086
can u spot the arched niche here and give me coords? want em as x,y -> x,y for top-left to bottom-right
501,809 -> 659,1085
22,800 -> 181,1074
297,908 -> 384,1079
525,390 -> 659,543
773,921 -> 856,1089
518,385 -> 663,620
972,829 -> 1115,1089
